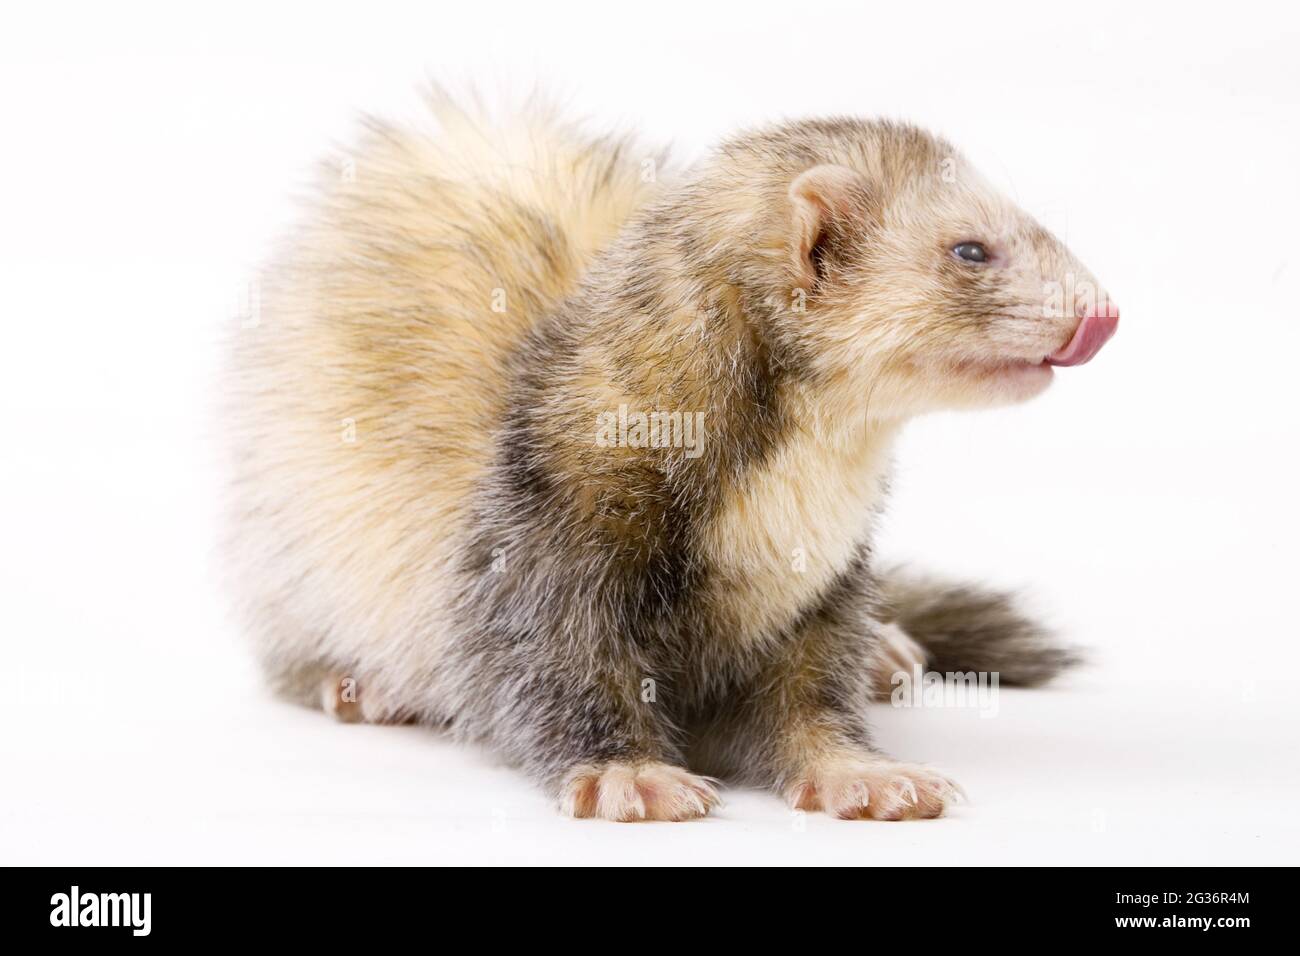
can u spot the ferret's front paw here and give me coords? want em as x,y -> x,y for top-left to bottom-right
786,755 -> 962,820
560,761 -> 720,822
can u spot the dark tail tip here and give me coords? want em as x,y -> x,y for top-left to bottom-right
879,568 -> 1082,687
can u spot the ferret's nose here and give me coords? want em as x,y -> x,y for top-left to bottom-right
1046,300 -> 1119,367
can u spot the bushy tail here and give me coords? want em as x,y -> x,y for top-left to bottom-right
877,568 -> 1082,687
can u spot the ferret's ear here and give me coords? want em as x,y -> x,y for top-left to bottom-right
788,164 -> 872,291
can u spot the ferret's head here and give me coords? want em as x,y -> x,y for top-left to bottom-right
707,119 -> 1118,419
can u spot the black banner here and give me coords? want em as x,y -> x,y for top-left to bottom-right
0,866 -> 1285,942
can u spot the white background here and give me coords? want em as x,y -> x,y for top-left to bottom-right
2,1 -> 1298,865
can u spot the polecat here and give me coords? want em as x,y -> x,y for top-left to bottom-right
223,97 -> 1117,821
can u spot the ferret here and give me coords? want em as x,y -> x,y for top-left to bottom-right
223,96 -> 1117,822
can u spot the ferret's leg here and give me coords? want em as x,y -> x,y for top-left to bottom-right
448,640 -> 719,822
695,599 -> 960,820
547,694 -> 722,823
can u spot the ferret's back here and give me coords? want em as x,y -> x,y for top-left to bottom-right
223,103 -> 658,703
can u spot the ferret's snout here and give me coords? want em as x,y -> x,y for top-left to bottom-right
1045,300 -> 1119,367
1077,296 -> 1120,323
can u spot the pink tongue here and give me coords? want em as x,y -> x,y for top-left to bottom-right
1045,306 -> 1119,367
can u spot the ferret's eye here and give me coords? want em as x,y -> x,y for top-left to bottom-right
952,242 -> 988,263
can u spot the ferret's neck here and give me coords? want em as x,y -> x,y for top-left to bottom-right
565,215 -> 908,476
696,372 -> 901,644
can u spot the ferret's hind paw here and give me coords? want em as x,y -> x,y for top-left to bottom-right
869,622 -> 928,699
318,673 -> 413,725
561,761 -> 720,822
787,756 -> 963,820
320,673 -> 364,723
